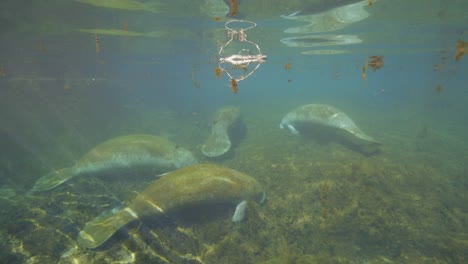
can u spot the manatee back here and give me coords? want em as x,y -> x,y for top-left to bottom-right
285,104 -> 337,126
75,134 -> 196,172
77,135 -> 177,164
328,112 -> 358,130
130,164 -> 263,216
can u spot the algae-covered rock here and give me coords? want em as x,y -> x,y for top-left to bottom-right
77,163 -> 264,248
280,104 -> 381,153
202,106 -> 241,158
30,134 -> 198,192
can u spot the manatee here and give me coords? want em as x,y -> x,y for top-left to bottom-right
201,106 -> 241,158
280,104 -> 381,152
30,134 -> 198,192
77,163 -> 265,248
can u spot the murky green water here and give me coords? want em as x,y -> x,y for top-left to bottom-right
1,0 -> 468,263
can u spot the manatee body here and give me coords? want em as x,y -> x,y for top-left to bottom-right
30,134 -> 198,192
77,163 -> 264,248
202,106 -> 241,158
280,104 -> 381,151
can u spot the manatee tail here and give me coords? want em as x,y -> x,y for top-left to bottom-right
201,124 -> 231,157
30,168 -> 75,193
77,207 -> 139,248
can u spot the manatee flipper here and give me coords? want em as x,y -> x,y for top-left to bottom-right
287,124 -> 300,135
30,168 -> 75,192
78,207 -> 139,249
232,200 -> 247,222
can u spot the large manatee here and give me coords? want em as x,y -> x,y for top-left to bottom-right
30,134 -> 198,192
77,163 -> 265,248
202,106 -> 241,158
280,104 -> 381,152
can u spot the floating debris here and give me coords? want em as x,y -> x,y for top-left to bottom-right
435,84 -> 444,94
455,39 -> 468,61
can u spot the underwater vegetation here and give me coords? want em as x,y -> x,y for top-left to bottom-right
0,79 -> 467,264
455,39 -> 468,61
3,105 -> 467,263
0,105 -> 460,263
1,85 -> 468,264
361,55 -> 384,80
